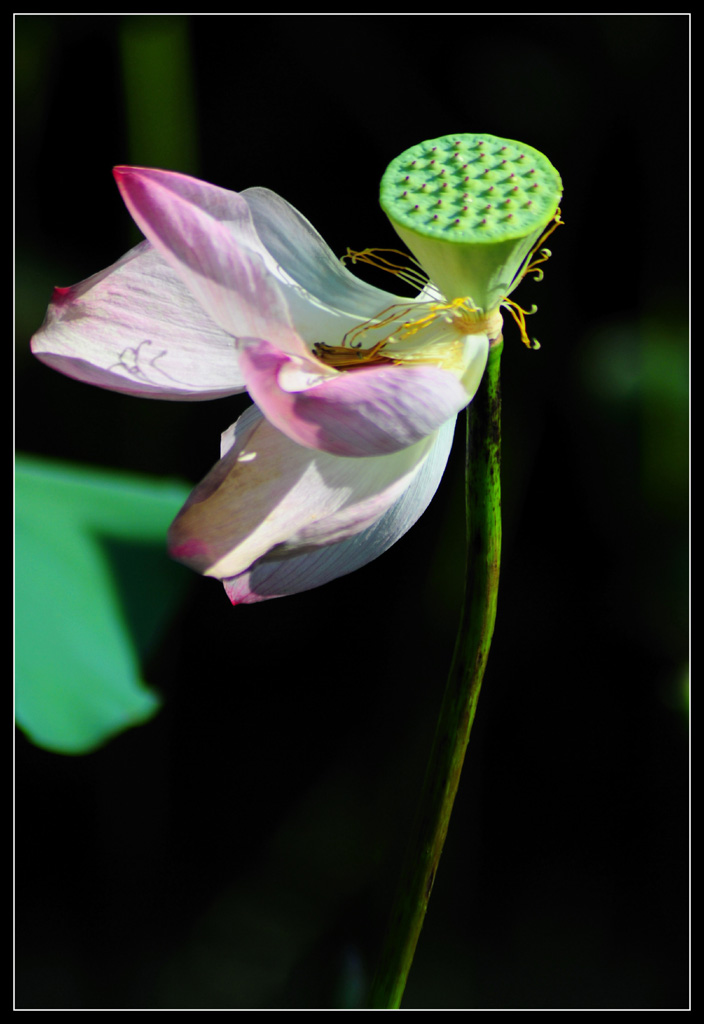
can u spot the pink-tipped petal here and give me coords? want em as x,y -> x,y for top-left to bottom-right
30,241 -> 246,399
113,167 -> 310,360
221,414 -> 456,603
237,339 -> 470,458
168,404 -> 449,582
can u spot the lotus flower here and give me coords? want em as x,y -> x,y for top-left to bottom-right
31,166 -> 502,603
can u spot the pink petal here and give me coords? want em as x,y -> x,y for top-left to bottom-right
113,166 -> 310,361
222,415 -> 456,603
237,339 -> 470,457
30,241 -> 246,399
168,404 -> 450,582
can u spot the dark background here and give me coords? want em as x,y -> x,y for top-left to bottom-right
15,14 -> 689,1009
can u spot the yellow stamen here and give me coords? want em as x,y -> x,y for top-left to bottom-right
332,228 -> 550,364
342,296 -> 483,351
313,295 -> 492,371
342,247 -> 430,292
497,209 -> 562,350
313,338 -> 396,369
518,209 -> 563,284
501,298 -> 540,350
341,302 -> 417,350
396,296 -> 478,338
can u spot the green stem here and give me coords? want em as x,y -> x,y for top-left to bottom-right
369,337 -> 503,1009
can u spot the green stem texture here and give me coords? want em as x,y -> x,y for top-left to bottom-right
369,337 -> 503,1009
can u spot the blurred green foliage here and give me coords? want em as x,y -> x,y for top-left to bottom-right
119,15 -> 199,174
16,456 -> 191,752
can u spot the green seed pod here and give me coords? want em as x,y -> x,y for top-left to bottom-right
380,133 -> 562,314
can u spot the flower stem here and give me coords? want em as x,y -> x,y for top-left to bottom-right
369,337 -> 503,1009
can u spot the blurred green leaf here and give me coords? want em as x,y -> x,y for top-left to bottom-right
15,454 -> 192,754
119,15 -> 199,173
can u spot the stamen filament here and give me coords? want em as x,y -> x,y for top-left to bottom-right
313,339 -> 396,369
516,209 -> 563,285
342,302 -> 419,349
501,298 -> 540,350
342,247 -> 430,292
313,296 -> 484,370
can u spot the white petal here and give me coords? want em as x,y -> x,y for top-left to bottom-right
242,186 -> 412,316
168,405 -> 450,581
222,415 -> 456,602
31,241 -> 246,399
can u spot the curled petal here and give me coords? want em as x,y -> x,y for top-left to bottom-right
113,166 -> 310,360
238,339 -> 471,458
168,404 -> 452,582
30,242 -> 246,399
222,415 -> 456,603
242,186 -> 414,319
